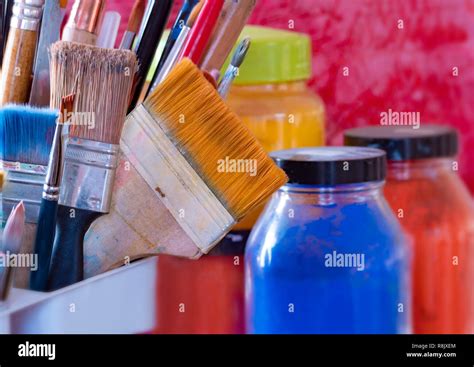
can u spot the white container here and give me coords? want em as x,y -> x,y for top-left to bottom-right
0,257 -> 157,334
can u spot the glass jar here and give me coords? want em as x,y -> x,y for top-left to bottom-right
245,147 -> 411,334
226,25 -> 326,230
345,125 -> 474,334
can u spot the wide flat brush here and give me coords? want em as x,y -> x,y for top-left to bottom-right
47,41 -> 138,290
85,58 -> 288,277
0,201 -> 25,301
0,105 -> 57,288
0,0 -> 45,105
30,94 -> 74,292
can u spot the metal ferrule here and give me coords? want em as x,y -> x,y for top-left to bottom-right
1,168 -> 46,224
10,0 -> 44,31
43,122 -> 63,202
59,138 -> 119,213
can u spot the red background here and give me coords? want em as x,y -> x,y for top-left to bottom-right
105,0 -> 474,193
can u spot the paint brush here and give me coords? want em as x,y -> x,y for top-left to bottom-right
119,0 -> 146,50
0,201 -> 25,301
84,58 -> 288,277
30,94 -> 75,292
0,0 -> 45,105
180,0 -> 224,65
47,41 -> 138,290
0,106 -> 57,288
0,170 -> 4,189
29,0 -> 64,107
148,1 -> 203,94
129,0 -> 173,112
62,0 -> 105,45
200,0 -> 256,73
154,0 -> 199,77
218,37 -> 251,98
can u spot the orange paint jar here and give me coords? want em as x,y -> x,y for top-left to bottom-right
345,125 -> 474,334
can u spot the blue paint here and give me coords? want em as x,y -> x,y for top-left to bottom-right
245,148 -> 410,334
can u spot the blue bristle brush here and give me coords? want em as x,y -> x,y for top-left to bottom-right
0,105 -> 57,288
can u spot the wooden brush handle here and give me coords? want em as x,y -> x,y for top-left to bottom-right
84,153 -> 202,278
0,27 -> 38,105
200,0 -> 256,72
47,206 -> 102,291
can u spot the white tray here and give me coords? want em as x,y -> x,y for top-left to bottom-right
0,257 -> 157,334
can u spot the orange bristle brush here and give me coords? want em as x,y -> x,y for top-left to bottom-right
84,58 -> 288,277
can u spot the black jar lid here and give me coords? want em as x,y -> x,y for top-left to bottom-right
344,125 -> 458,161
270,147 -> 386,186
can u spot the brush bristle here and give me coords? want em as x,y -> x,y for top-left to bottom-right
0,105 -> 57,165
0,171 -> 4,190
143,58 -> 288,220
49,41 -> 138,145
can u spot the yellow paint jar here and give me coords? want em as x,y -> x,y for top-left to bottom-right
225,26 -> 326,230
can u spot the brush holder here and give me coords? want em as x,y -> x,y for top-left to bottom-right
0,257 -> 156,334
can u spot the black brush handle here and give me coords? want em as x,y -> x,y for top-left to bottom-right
128,0 -> 173,112
47,205 -> 102,291
30,198 -> 58,291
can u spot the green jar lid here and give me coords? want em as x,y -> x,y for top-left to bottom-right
227,25 -> 312,85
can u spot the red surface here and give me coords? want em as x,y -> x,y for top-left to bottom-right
108,0 -> 474,194
154,255 -> 245,334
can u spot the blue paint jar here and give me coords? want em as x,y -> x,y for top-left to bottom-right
245,147 -> 411,334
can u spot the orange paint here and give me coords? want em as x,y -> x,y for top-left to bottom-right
384,159 -> 474,333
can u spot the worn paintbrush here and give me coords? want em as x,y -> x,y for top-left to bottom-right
84,58 -> 288,277
47,41 -> 138,290
0,105 -> 57,288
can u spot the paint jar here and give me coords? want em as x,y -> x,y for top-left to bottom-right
155,236 -> 246,334
245,147 -> 411,334
226,25 -> 326,232
345,125 -> 474,334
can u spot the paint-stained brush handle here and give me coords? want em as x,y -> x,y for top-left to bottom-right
47,205 -> 102,290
